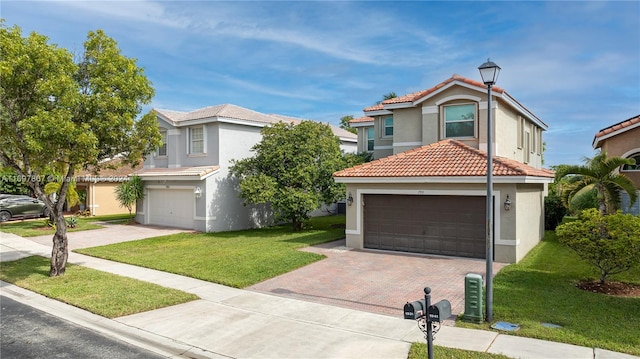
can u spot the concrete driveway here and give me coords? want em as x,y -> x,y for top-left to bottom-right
249,239 -> 507,318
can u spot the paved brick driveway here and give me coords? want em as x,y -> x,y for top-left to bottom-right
248,240 -> 506,319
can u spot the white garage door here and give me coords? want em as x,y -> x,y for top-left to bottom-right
147,189 -> 194,229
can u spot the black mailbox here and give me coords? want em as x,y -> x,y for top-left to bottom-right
404,299 -> 426,320
427,300 -> 452,323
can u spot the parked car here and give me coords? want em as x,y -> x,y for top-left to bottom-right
0,195 -> 49,222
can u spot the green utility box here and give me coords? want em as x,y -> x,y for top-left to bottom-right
463,273 -> 484,323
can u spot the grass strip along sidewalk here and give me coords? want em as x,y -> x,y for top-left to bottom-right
0,213 -> 130,237
0,256 -> 198,318
457,230 -> 640,356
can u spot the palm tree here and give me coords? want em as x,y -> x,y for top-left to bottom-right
555,151 -> 637,215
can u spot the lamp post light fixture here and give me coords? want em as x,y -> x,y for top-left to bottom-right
194,186 -> 202,198
478,59 -> 500,322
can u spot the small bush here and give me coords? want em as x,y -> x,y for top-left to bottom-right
66,216 -> 78,228
555,208 -> 640,283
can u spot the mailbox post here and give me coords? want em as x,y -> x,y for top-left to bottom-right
424,287 -> 433,359
404,287 -> 451,359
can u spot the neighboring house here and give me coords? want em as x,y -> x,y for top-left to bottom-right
592,114 -> 640,215
75,158 -> 137,216
334,74 -> 554,263
134,104 -> 357,232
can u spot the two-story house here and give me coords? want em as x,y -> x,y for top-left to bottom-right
133,104 -> 357,232
592,114 -> 640,215
334,74 -> 554,263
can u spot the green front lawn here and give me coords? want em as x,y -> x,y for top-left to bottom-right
409,343 -> 511,359
457,230 -> 640,356
0,256 -> 198,318
0,213 -> 130,237
76,215 -> 346,288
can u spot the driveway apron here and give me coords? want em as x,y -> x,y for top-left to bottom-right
248,240 -> 507,318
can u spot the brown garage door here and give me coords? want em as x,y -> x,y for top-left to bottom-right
363,194 -> 486,258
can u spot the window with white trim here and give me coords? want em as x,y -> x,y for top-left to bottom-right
517,116 -> 524,149
157,129 -> 167,156
444,103 -> 476,138
189,126 -> 205,154
622,153 -> 640,171
366,127 -> 374,151
382,116 -> 393,137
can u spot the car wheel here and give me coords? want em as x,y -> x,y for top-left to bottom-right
0,210 -> 11,222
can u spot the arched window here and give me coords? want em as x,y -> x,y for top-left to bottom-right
622,152 -> 640,171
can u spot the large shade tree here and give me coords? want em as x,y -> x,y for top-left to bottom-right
0,24 -> 161,276
230,121 -> 349,231
555,151 -> 637,215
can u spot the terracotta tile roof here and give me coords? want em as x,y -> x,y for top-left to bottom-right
333,140 -> 554,178
349,116 -> 374,124
363,74 -> 505,112
76,158 -> 140,181
134,166 -> 220,179
593,114 -> 640,148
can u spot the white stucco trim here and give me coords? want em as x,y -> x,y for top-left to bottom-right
393,142 -> 422,147
593,122 -> 640,147
195,215 -> 217,221
167,129 -> 181,135
495,239 -> 519,246
364,109 -> 393,116
374,145 -> 393,150
620,147 -> 640,160
436,95 -> 482,105
351,122 -> 373,128
335,176 -> 553,184
347,188 -> 503,246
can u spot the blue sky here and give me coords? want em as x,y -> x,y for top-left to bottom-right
3,1 -> 639,167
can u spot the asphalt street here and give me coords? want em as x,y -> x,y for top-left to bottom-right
0,295 -> 165,359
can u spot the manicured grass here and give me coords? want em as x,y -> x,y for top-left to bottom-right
457,230 -> 640,356
0,256 -> 199,318
408,343 -> 511,359
0,213 -> 130,237
76,215 -> 346,288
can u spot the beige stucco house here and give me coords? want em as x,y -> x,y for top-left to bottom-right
334,74 -> 554,263
75,158 -> 136,216
592,114 -> 640,214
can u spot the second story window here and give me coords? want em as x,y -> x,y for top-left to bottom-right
383,116 -> 393,137
366,127 -> 374,151
189,126 -> 205,154
157,129 -> 167,156
444,104 -> 475,138
622,153 -> 640,171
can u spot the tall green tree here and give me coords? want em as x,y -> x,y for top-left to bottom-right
555,152 -> 637,215
339,115 -> 356,134
231,121 -> 347,231
0,24 -> 161,276
115,175 -> 144,223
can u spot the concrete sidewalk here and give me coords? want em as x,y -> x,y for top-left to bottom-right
1,232 -> 637,359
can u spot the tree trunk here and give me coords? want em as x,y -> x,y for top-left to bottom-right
49,206 -> 69,277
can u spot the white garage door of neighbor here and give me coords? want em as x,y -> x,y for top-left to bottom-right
148,189 -> 194,229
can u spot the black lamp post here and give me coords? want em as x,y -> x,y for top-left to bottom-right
478,59 -> 500,322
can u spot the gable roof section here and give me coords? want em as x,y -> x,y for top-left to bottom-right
592,114 -> 640,148
154,104 -> 356,142
333,140 -> 554,183
362,74 -> 547,130
76,158 -> 139,182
